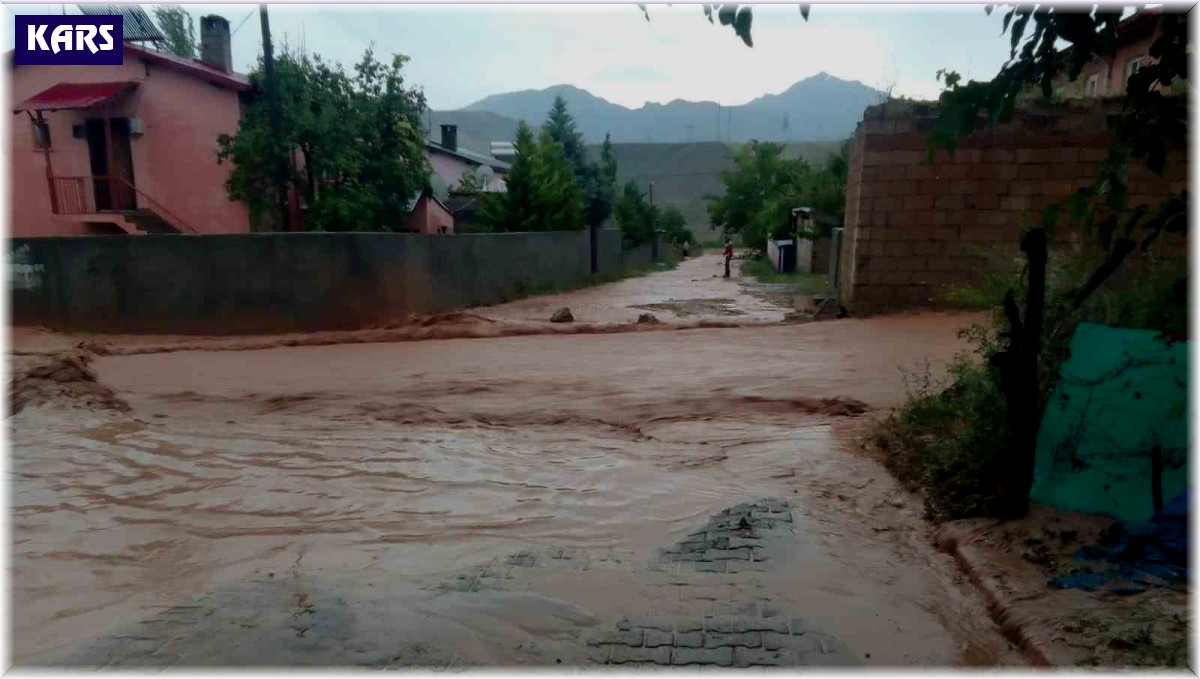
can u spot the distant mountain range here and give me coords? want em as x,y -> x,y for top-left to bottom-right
443,72 -> 885,144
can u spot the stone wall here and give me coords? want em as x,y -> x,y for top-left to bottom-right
10,229 -> 650,334
838,101 -> 1188,314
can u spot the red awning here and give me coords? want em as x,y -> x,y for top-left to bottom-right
12,81 -> 138,114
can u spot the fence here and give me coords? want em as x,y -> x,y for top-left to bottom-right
10,228 -> 663,334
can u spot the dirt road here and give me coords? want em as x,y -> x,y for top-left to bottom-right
10,255 -> 1016,668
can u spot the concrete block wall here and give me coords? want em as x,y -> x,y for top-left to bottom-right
839,100 -> 1189,314
11,228 -> 638,334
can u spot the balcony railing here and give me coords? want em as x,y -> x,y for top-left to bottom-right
47,176 -> 197,234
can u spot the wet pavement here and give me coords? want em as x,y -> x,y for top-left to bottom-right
9,257 -> 1018,668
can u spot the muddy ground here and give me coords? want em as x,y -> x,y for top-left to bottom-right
7,253 -> 1127,668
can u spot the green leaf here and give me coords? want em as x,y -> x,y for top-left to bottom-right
1010,10 -> 1032,59
734,7 -> 753,47
637,3 -> 649,20
1041,203 -> 1060,236
800,4 -> 810,20
718,4 -> 737,26
703,4 -> 714,23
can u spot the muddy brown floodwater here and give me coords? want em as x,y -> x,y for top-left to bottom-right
9,256 -> 1017,668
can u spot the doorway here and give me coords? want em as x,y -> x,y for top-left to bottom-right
84,118 -> 136,211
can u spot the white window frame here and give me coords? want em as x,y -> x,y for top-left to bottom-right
1085,74 -> 1099,97
1124,56 -> 1145,85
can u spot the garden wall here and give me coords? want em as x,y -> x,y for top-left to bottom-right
838,100 -> 1188,314
10,228 -> 647,334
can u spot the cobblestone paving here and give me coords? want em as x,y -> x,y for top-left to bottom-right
652,498 -> 794,575
434,497 -> 861,667
585,613 -> 859,667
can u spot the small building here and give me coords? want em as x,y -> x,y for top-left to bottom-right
425,124 -> 510,194
403,189 -> 454,235
8,15 -> 251,236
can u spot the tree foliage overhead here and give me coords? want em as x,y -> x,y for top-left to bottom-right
153,5 -> 197,59
478,121 -> 585,232
707,141 -> 848,250
217,47 -> 430,232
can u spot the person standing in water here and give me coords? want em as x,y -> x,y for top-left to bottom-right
723,239 -> 733,278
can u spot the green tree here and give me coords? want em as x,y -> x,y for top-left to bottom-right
542,96 -> 617,228
217,47 -> 430,232
707,141 -> 804,249
543,95 -> 588,170
614,180 -> 656,246
153,5 -> 197,59
478,121 -> 585,232
658,206 -> 695,246
457,169 -> 483,195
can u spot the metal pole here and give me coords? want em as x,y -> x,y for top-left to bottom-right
34,111 -> 59,213
260,4 -> 289,231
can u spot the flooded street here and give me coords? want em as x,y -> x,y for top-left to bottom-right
10,255 -> 1017,667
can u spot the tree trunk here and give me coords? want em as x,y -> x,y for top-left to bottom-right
993,228 -> 1047,519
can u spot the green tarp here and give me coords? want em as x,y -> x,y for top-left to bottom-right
1031,322 -> 1189,522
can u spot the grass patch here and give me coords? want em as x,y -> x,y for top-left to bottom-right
740,257 -> 830,293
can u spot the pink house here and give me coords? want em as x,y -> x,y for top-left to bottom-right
404,190 -> 455,234
425,124 -> 509,194
8,16 -> 250,236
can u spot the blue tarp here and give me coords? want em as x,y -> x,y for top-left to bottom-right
1048,489 -> 1189,595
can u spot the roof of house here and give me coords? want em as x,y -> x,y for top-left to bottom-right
405,188 -> 451,215
5,43 -> 251,92
124,42 -> 251,91
425,140 -> 511,172
79,4 -> 165,42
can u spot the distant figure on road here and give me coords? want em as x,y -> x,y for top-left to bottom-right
723,239 -> 733,278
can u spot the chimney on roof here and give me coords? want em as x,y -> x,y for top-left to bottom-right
440,124 -> 458,152
199,15 -> 232,73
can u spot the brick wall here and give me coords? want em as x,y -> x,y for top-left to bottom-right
839,100 -> 1188,315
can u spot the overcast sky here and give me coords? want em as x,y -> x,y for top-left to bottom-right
3,3 -> 1015,109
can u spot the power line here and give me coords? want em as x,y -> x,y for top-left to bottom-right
231,6 -> 256,37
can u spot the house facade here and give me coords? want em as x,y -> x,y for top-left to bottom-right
425,124 -> 509,194
1054,9 -> 1167,100
9,16 -> 250,236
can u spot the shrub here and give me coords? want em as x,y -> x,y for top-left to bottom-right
869,248 -> 1187,522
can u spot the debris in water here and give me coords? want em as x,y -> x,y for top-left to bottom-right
550,307 -> 575,323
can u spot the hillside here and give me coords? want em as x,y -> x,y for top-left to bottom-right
586,140 -> 844,240
422,108 -> 846,241
461,73 -> 883,144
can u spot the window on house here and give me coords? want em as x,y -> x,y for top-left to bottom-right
1125,56 -> 1145,85
31,119 -> 51,150
1085,74 -> 1100,98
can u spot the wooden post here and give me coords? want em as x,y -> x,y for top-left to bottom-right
34,111 -> 58,213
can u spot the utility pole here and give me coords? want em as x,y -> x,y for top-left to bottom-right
260,4 -> 289,231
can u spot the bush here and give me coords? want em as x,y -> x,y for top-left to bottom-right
869,247 -> 1187,522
